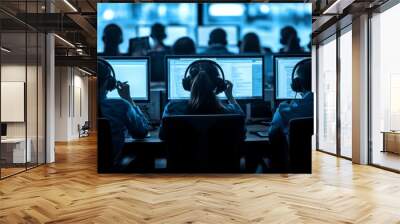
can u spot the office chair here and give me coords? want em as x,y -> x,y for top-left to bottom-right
79,121 -> 90,138
97,118 -> 113,173
287,117 -> 313,173
162,114 -> 246,173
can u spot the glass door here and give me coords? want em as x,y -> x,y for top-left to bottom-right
370,2 -> 400,171
339,26 -> 352,159
317,35 -> 337,154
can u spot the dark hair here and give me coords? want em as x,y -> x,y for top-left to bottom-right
209,28 -> 227,46
188,62 -> 224,114
241,32 -> 262,53
294,59 -> 312,91
151,23 -> 167,41
280,26 -> 302,52
98,60 -> 110,86
172,37 -> 196,55
102,24 -> 122,45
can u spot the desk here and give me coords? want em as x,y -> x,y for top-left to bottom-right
125,124 -> 269,143
1,138 -> 31,164
124,124 -> 269,168
382,131 -> 400,154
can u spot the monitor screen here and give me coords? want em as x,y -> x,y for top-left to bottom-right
275,56 -> 310,100
105,58 -> 149,101
197,26 -> 239,47
137,26 -> 189,46
167,56 -> 264,100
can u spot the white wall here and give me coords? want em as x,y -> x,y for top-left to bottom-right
55,67 -> 89,141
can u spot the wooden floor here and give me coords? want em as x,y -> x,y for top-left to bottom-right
372,150 -> 400,171
1,136 -> 400,223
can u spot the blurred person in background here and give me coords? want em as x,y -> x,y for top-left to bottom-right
99,24 -> 123,56
203,28 -> 233,55
150,23 -> 171,52
240,32 -> 264,54
279,26 -> 304,54
172,37 -> 196,55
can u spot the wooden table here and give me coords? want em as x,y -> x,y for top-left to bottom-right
382,131 -> 400,154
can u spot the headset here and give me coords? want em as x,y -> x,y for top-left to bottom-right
291,58 -> 311,93
182,59 -> 227,94
98,58 -> 117,91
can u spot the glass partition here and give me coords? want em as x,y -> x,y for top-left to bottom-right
370,3 -> 400,171
1,31 -> 28,177
317,36 -> 337,154
0,1 -> 46,179
339,27 -> 352,158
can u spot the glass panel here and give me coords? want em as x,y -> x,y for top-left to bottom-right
38,32 -> 45,165
317,37 -> 337,154
339,29 -> 352,158
27,31 -> 38,169
1,31 -> 28,177
371,4 -> 400,171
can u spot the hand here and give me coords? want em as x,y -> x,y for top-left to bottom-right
116,81 -> 132,102
224,80 -> 234,100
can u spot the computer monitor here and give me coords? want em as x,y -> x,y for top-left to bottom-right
274,54 -> 311,100
197,25 -> 239,47
167,55 -> 264,101
103,57 -> 150,102
1,123 -> 7,137
137,25 -> 189,46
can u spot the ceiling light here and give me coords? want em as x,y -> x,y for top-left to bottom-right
54,34 -> 75,48
63,0 -> 78,12
1,47 -> 11,53
209,4 -> 245,17
322,0 -> 353,15
78,67 -> 92,76
103,9 -> 115,21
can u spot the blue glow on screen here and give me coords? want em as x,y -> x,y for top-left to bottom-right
98,3 -> 197,53
97,3 -> 311,54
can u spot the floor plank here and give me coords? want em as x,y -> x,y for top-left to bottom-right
1,135 -> 400,223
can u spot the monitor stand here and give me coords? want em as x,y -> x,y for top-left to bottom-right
245,103 -> 251,121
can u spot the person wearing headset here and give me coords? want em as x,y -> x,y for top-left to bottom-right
266,58 -> 312,171
98,58 -> 150,166
269,58 -> 313,138
159,60 -> 244,140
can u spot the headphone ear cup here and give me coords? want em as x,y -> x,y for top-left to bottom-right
107,77 -> 116,91
215,78 -> 227,94
182,77 -> 191,91
291,77 -> 302,93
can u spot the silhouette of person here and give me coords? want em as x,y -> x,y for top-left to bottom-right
98,58 -> 150,166
267,59 -> 312,171
150,23 -> 171,52
269,58 -> 313,137
99,24 -> 123,56
203,28 -> 233,55
240,32 -> 264,54
159,60 -> 244,140
279,26 -> 304,54
172,37 -> 196,55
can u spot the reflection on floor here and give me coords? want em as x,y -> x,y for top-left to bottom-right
0,167 -> 25,178
0,163 -> 43,179
372,150 -> 400,171
0,136 -> 400,223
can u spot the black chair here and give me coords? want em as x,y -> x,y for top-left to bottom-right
162,114 -> 246,173
97,118 -> 113,173
79,121 -> 90,138
287,117 -> 313,173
